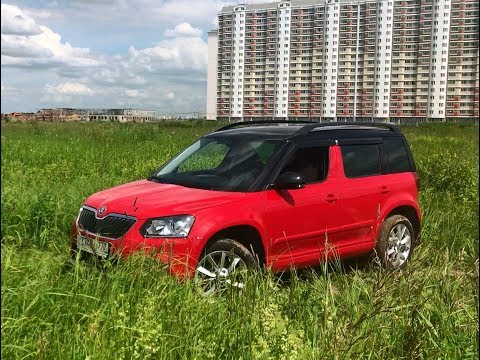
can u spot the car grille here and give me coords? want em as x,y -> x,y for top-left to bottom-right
77,206 -> 136,239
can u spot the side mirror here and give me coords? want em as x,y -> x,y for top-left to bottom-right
274,172 -> 306,190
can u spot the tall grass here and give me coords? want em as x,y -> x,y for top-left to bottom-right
2,122 -> 478,359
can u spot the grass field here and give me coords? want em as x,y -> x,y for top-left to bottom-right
1,121 -> 478,359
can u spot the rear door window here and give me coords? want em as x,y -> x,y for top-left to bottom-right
341,144 -> 381,178
382,137 -> 411,173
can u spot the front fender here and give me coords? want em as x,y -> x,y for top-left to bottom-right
190,193 -> 267,259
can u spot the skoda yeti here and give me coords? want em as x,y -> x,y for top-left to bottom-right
71,121 -> 421,291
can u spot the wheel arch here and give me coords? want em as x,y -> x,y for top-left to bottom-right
385,205 -> 421,242
202,225 -> 266,266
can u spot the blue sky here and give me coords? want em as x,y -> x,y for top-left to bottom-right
1,0 -> 272,114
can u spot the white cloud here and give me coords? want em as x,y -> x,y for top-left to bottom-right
45,82 -> 94,95
127,36 -> 208,71
1,4 -> 99,68
1,1 -> 215,114
1,4 -> 42,35
164,22 -> 202,37
152,0 -> 219,25
41,93 -> 73,104
124,89 -> 146,98
125,89 -> 139,97
22,7 -> 57,21
0,80 -> 23,99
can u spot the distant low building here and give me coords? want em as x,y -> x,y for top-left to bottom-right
1,112 -> 37,122
5,108 -> 164,122
88,108 -> 156,122
36,108 -> 91,122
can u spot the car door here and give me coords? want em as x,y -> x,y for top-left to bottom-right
333,140 -> 383,256
378,135 -> 418,208
264,143 -> 342,270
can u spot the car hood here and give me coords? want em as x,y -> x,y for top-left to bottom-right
84,179 -> 246,220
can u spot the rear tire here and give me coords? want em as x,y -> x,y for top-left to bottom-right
195,239 -> 258,295
375,215 -> 415,270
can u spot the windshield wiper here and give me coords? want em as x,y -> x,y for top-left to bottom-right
147,175 -> 165,183
148,175 -> 190,188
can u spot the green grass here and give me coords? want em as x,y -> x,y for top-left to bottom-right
2,121 -> 478,359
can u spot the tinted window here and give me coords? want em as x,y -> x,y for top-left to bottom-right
383,137 -> 411,173
280,146 -> 329,183
155,138 -> 282,191
341,144 -> 381,178
253,142 -> 278,164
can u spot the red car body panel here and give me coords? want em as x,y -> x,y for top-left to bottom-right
264,146 -> 342,269
83,179 -> 246,219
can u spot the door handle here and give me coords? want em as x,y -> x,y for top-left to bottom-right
380,186 -> 390,194
326,194 -> 338,203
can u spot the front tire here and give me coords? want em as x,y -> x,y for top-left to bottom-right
375,215 -> 415,270
195,239 -> 258,295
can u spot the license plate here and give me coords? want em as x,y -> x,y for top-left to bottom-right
77,235 -> 109,258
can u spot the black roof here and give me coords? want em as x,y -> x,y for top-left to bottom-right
210,125 -> 303,139
210,121 -> 402,141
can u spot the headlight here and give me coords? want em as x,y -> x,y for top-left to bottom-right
141,215 -> 195,238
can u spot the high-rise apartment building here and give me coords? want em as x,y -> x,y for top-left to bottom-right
206,0 -> 479,122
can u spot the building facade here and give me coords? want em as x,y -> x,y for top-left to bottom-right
207,0 -> 479,122
88,109 -> 156,122
207,30 -> 219,119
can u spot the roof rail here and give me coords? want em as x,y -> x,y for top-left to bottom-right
215,120 -> 401,135
293,121 -> 401,136
215,120 -> 315,132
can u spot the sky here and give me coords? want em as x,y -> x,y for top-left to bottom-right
0,0 -> 275,115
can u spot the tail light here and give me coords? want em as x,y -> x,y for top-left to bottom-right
414,172 -> 420,190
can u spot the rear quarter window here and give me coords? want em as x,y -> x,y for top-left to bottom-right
341,144 -> 381,178
382,137 -> 411,173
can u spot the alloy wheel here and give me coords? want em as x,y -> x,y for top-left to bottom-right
386,223 -> 412,268
195,250 -> 247,296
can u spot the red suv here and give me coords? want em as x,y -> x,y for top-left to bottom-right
71,121 -> 420,291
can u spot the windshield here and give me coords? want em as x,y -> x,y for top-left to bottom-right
151,137 -> 282,191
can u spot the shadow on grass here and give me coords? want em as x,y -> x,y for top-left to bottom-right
272,253 -> 373,286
